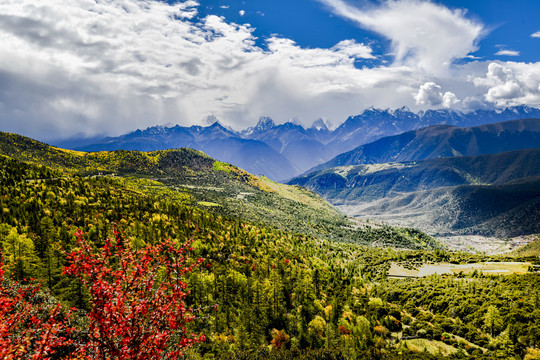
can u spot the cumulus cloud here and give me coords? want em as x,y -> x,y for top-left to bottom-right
0,0 -> 394,140
531,31 -> 540,38
495,49 -> 520,56
414,82 -> 459,108
473,62 -> 540,107
0,0 -> 536,141
317,0 -> 484,74
332,39 -> 375,59
239,10 -> 245,16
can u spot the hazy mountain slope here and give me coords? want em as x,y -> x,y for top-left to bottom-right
245,121 -> 330,174
340,177 -> 540,237
313,118 -> 540,172
281,138 -> 328,176
76,125 -> 197,151
290,149 -> 540,237
244,121 -> 307,152
54,106 -> 540,182
75,122 -> 297,181
327,107 -> 420,156
195,137 -> 297,181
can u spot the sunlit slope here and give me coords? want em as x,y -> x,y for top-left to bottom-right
0,131 -> 440,249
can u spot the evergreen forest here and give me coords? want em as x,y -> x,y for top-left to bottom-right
1,132 -> 539,359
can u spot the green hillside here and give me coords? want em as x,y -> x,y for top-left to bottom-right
511,235 -> 540,257
0,131 -> 440,250
1,132 -> 539,359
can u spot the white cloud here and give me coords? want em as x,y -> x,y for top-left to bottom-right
414,82 -> 459,108
239,10 -> 245,16
415,82 -> 444,106
332,39 -> 375,59
531,31 -> 540,38
474,62 -> 540,107
0,0 -> 406,140
317,0 -> 484,74
0,0 -> 536,141
495,49 -> 520,56
442,92 -> 460,108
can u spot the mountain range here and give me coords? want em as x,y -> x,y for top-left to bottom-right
289,118 -> 540,238
310,117 -> 540,173
55,105 -> 540,182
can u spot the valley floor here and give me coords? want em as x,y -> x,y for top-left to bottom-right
343,209 -> 539,255
437,234 -> 539,254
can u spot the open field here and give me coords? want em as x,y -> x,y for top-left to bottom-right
389,261 -> 532,278
399,338 -> 461,357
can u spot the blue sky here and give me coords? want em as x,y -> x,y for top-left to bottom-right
197,0 -> 540,63
0,0 -> 539,140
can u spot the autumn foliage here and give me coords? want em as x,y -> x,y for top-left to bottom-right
270,329 -> 290,350
0,255 -> 73,359
0,229 -> 205,359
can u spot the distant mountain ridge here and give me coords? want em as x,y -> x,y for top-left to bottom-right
310,118 -> 540,173
289,149 -> 540,238
55,105 -> 540,181
73,122 -> 298,182
291,148 -> 540,200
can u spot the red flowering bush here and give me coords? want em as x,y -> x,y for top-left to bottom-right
0,256 -> 73,359
64,229 -> 206,359
0,229 -> 205,359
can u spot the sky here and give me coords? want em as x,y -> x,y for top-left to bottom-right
0,0 -> 539,140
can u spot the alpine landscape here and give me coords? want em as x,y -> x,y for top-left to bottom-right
0,0 -> 540,359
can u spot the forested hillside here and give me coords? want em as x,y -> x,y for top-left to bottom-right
1,132 -> 539,359
290,149 -> 540,238
0,131 -> 439,250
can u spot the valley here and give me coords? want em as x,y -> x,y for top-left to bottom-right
1,116 -> 539,359
2,0 -> 540,358
388,261 -> 532,278
290,120 -> 540,248
435,234 -> 538,254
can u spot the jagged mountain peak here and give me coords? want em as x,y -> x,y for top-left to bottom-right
310,119 -> 329,131
256,116 -> 276,129
139,124 -> 169,135
241,116 -> 276,136
200,122 -> 238,140
282,120 -> 304,129
208,120 -> 226,129
391,106 -> 412,114
284,118 -> 303,127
